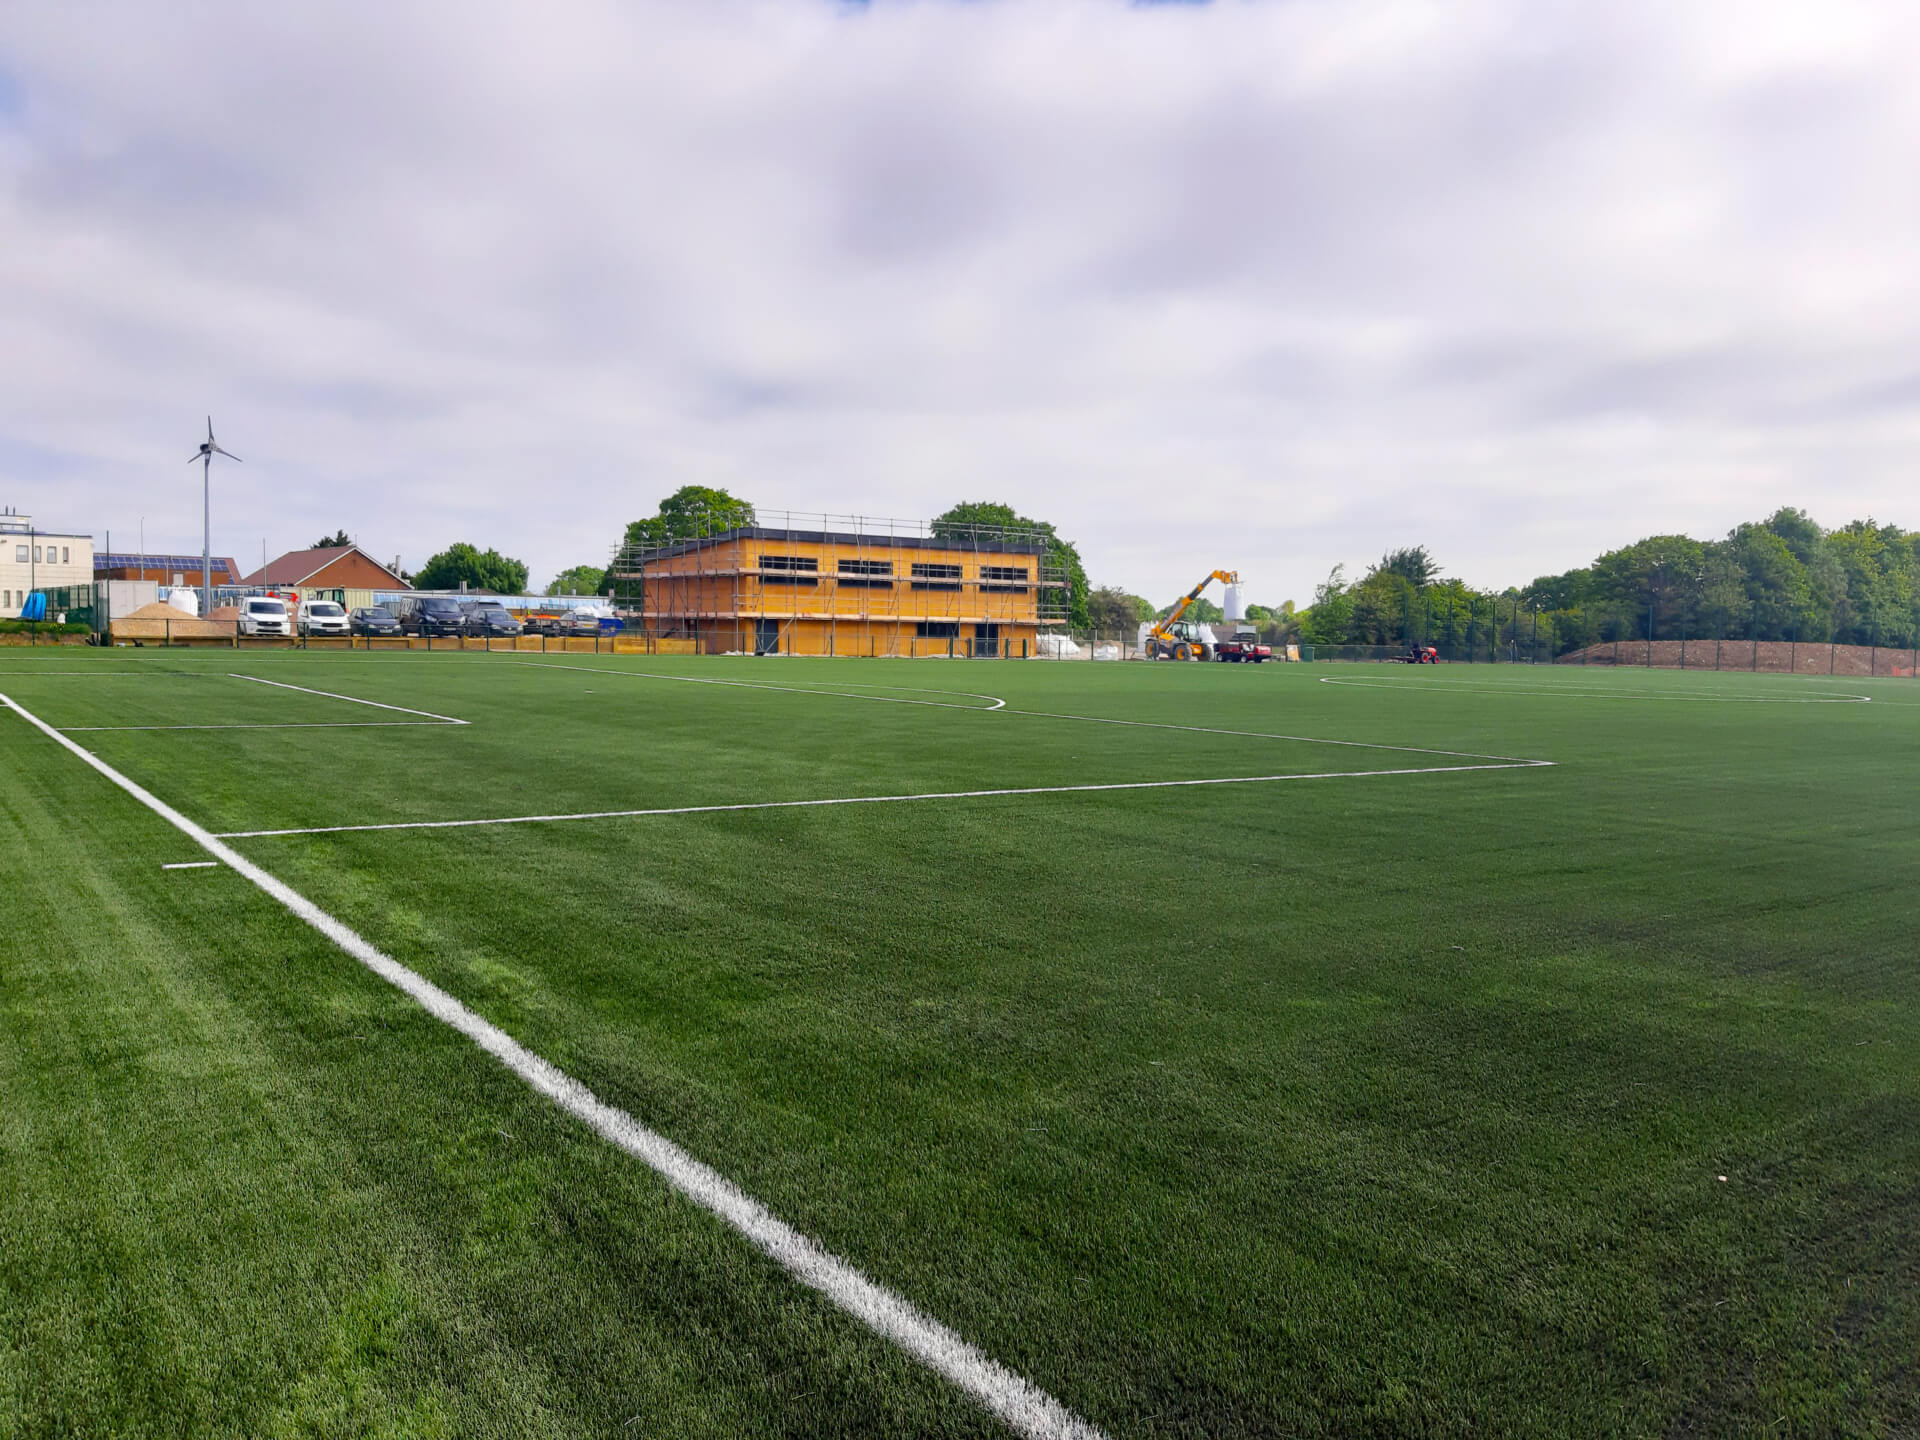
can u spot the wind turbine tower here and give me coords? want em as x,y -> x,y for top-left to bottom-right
191,418 -> 240,616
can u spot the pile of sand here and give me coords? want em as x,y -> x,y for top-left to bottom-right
112,601 -> 233,640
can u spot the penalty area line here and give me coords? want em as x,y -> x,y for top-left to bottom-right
0,690 -> 1103,1440
215,761 -> 1554,839
228,672 -> 470,723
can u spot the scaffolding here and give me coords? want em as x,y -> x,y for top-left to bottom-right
608,511 -> 1069,657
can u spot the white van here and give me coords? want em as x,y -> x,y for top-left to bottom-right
238,596 -> 291,636
298,599 -> 350,636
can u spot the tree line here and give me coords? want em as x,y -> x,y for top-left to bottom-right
1293,510 -> 1920,655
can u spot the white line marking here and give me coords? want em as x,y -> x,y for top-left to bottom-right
161,860 -> 219,869
511,661 -> 1005,712
62,721 -> 461,732
1006,707 -> 1542,763
0,690 -> 1102,1440
825,681 -> 1007,711
1316,677 -> 1873,703
228,672 -> 469,723
214,763 -> 1550,839
514,661 -> 1540,762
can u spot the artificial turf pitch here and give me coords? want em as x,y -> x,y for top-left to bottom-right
1,652 -> 1915,1437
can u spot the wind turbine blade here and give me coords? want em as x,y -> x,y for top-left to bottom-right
212,446 -> 241,461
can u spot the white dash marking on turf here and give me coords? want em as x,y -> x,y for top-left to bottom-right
511,660 -> 1006,713
227,672 -> 470,723
0,690 -> 1104,1440
513,660 -> 1542,763
212,763 -> 1550,839
161,860 -> 219,869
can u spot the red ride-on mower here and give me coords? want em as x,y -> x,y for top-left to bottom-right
1392,643 -> 1439,663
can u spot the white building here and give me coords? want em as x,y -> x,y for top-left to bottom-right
1,510 -> 94,618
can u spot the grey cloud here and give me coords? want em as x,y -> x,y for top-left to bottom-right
3,0 -> 1919,602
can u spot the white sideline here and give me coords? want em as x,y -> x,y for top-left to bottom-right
0,691 -> 1104,1440
229,672 -> 470,723
215,762 -> 1550,839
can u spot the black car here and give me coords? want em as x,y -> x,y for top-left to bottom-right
398,596 -> 468,637
349,605 -> 403,636
460,602 -> 524,638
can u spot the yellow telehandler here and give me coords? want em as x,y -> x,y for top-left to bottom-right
1145,569 -> 1239,660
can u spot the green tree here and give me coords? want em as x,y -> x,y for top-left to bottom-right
1240,601 -> 1298,644
1724,524 -> 1810,638
1827,521 -> 1918,645
1347,569 -> 1418,644
931,501 -> 1090,629
311,529 -> 352,550
1087,585 -> 1154,634
623,486 -> 757,553
1299,565 -> 1354,644
547,564 -> 607,597
1521,568 -> 1591,612
1591,535 -> 1708,637
1765,507 -> 1823,564
414,543 -> 529,594
1376,545 -> 1440,588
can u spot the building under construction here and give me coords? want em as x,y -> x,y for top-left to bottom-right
611,513 -> 1068,656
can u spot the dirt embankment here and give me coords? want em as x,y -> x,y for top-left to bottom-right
1560,638 -> 1918,677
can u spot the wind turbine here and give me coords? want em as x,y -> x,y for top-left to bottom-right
190,417 -> 240,616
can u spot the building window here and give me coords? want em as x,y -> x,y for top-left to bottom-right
838,559 -> 893,576
759,575 -> 818,587
760,555 -> 818,572
916,621 -> 960,638
911,563 -> 961,580
31,546 -> 41,563
14,546 -> 26,564
62,547 -> 70,565
980,565 -> 1029,581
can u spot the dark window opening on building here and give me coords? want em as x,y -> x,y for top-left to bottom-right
839,559 -> 894,576
916,621 -> 960,638
760,555 -> 818,572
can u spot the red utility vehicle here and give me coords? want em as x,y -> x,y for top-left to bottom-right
1215,629 -> 1273,663
1392,643 -> 1439,663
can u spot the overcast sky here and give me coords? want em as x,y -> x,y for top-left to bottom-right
4,0 -> 1918,603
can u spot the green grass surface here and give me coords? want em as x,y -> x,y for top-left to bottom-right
3,653 -> 1916,1437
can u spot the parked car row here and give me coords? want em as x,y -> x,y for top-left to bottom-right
233,596 -> 618,640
